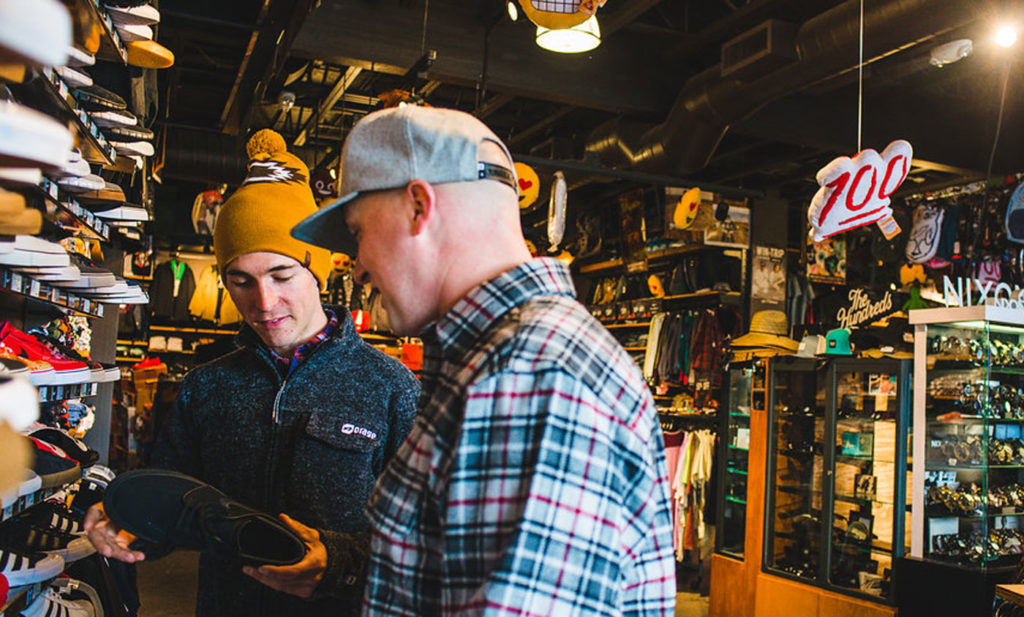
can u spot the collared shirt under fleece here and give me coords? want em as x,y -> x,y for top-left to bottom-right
152,306 -> 419,617
363,258 -> 676,617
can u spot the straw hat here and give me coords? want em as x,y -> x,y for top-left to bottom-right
731,310 -> 799,352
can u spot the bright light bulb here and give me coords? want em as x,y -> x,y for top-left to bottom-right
329,168 -> 337,179
507,1 -> 518,22
536,15 -> 601,54
996,24 -> 1018,48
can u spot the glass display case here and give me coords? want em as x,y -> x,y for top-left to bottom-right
909,306 -> 1024,569
765,355 -> 910,602
717,360 -> 758,558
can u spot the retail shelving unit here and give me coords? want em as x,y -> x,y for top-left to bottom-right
897,305 -> 1024,617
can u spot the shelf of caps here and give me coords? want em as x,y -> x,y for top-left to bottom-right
576,245 -> 736,275
35,68 -> 116,165
37,381 -> 99,403
148,325 -> 238,336
37,178 -> 110,242
74,0 -> 128,63
0,268 -> 105,318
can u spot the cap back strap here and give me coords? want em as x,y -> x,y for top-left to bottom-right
477,162 -> 516,191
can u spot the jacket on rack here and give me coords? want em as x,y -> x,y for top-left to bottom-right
151,306 -> 420,617
188,264 -> 242,326
150,260 -> 197,323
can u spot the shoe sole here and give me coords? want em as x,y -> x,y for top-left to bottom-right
0,251 -> 70,267
37,464 -> 81,489
1,552 -> 64,586
0,102 -> 73,169
44,536 -> 95,563
103,469 -> 209,554
0,0 -> 72,68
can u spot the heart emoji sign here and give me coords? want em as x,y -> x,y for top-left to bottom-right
808,140 -> 913,242
514,162 -> 540,210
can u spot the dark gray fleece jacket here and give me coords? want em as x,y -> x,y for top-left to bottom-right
151,307 -> 419,617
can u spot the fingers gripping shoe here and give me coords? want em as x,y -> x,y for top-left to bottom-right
103,469 -> 307,566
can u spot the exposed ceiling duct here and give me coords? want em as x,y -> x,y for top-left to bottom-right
584,0 -> 982,175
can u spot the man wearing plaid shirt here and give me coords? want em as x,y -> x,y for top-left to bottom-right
293,105 -> 676,617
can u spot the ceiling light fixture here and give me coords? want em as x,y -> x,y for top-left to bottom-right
536,15 -> 600,54
507,1 -> 518,22
929,39 -> 973,67
996,24 -> 1018,48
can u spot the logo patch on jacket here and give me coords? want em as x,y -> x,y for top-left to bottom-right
243,160 -> 307,185
341,423 -> 378,441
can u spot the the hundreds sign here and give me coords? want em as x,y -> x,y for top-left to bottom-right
836,288 -> 895,329
943,276 -> 1024,310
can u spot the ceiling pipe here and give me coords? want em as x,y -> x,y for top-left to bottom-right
584,0 -> 982,175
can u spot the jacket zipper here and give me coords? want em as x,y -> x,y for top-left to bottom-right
272,377 -> 288,424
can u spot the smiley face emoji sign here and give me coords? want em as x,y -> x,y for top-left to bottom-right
515,162 -> 540,210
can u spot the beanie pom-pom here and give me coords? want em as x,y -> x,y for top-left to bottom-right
247,129 -> 287,159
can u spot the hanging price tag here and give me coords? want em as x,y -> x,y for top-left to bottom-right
808,140 -> 913,242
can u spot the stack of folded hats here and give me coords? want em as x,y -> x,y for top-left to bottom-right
729,310 -> 800,362
850,317 -> 914,359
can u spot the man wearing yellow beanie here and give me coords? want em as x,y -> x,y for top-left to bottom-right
83,130 -> 420,617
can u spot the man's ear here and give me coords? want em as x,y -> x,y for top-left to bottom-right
406,179 -> 437,237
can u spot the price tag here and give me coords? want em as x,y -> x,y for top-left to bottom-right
10,273 -> 22,291
29,280 -> 40,297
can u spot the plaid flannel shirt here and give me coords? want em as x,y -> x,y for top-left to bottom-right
268,307 -> 339,376
364,258 -> 675,617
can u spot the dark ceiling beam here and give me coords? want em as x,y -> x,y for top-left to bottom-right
663,0 -> 791,63
513,154 -> 764,199
476,93 -> 515,119
161,10 -> 258,31
732,91 -> 1005,175
294,66 -> 362,146
219,0 -> 318,135
602,0 -> 664,38
292,0 -> 666,117
507,106 -> 575,149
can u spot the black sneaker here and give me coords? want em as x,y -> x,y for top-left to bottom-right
0,511 -> 94,563
28,437 -> 82,489
103,469 -> 307,566
28,426 -> 99,468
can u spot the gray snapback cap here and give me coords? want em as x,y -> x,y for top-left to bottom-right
291,105 -> 517,254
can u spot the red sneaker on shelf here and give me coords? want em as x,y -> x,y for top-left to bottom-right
0,348 -> 56,386
0,323 -> 90,385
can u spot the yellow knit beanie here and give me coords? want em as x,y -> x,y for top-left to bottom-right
214,129 -> 332,290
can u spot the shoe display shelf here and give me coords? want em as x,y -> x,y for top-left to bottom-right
37,383 -> 99,404
577,244 -> 724,275
147,325 -> 237,336
74,0 -> 128,64
35,178 -> 111,243
14,67 -> 117,166
1,489 -> 60,525
0,269 -> 105,319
